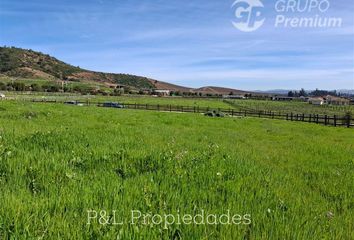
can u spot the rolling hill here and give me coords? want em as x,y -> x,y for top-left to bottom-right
194,86 -> 248,95
0,46 -> 250,95
0,46 -> 155,89
148,79 -> 192,92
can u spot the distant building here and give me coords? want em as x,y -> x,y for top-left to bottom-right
223,94 -> 246,99
299,96 -> 310,102
140,89 -> 152,95
106,84 -> 125,90
272,96 -> 294,101
153,90 -> 170,96
324,95 -> 350,106
309,97 -> 324,105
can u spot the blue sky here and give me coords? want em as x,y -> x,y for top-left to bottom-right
0,0 -> 353,90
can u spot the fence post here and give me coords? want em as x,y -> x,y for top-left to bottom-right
316,114 -> 319,124
231,109 -> 234,116
157,104 -> 160,111
346,114 -> 351,128
291,113 -> 293,121
334,115 -> 337,127
325,115 -> 327,125
286,113 -> 288,121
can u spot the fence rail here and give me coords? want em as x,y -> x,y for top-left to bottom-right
23,99 -> 354,128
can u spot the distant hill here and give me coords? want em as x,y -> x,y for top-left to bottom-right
256,89 -> 354,97
337,89 -> 354,95
254,89 -> 293,95
0,46 -> 155,89
194,86 -> 248,95
0,46 -> 255,95
148,80 -> 192,92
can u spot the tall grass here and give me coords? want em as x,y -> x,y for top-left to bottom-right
0,102 -> 353,239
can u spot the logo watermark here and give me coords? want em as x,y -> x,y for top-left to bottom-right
232,0 -> 265,32
87,209 -> 251,229
232,0 -> 343,32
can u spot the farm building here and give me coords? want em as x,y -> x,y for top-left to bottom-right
223,94 -> 246,99
105,83 -> 125,90
299,96 -> 310,102
309,97 -> 324,105
324,95 -> 350,105
153,89 -> 170,96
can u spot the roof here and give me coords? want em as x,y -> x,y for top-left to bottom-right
325,95 -> 349,102
309,97 -> 324,102
154,89 -> 170,92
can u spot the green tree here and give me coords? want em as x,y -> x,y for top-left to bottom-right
0,82 -> 6,90
31,83 -> 42,92
13,81 -> 26,91
299,88 -> 307,97
288,91 -> 294,97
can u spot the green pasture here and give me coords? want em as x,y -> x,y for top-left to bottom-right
0,101 -> 353,239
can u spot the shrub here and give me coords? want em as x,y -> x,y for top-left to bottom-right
0,82 -> 6,90
31,83 -> 42,92
12,81 -> 26,91
42,84 -> 60,92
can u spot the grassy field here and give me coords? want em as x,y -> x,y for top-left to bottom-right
0,101 -> 353,239
4,91 -> 354,115
3,92 -> 231,108
226,99 -> 354,115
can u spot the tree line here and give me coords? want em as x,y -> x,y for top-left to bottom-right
287,88 -> 346,97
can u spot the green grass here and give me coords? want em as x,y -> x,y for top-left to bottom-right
0,101 -> 353,239
4,91 -> 353,116
97,96 -> 230,108
4,93 -> 231,108
0,77 -> 52,85
226,99 -> 354,115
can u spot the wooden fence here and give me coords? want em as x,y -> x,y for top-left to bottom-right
28,99 -> 354,128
